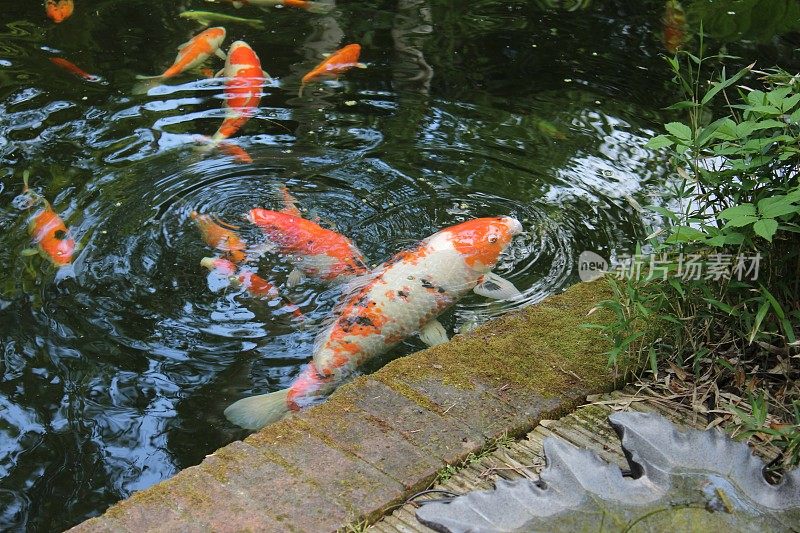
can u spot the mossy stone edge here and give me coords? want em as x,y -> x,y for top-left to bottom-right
69,279 -> 624,532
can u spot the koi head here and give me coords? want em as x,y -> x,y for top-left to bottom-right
335,44 -> 362,65
45,0 -> 74,23
440,216 -> 523,272
247,208 -> 297,234
191,211 -> 246,263
200,26 -> 227,50
31,208 -> 74,266
225,40 -> 262,78
200,256 -> 237,276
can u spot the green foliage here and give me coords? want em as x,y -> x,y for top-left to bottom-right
593,47 -> 800,465
730,394 -> 800,468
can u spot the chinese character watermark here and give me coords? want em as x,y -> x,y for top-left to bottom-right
578,251 -> 761,282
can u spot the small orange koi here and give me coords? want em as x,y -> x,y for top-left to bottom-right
200,257 -> 305,318
210,41 -> 268,143
248,208 -> 368,284
45,0 -> 74,23
20,173 -> 74,267
137,27 -> 227,81
299,43 -> 366,96
49,57 -> 101,82
190,211 -> 247,263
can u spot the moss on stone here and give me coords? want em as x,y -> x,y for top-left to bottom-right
73,280 -> 627,532
369,280 -> 621,397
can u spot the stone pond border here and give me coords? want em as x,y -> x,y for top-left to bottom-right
70,279 -> 624,532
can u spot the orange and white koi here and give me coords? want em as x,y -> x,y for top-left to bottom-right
248,208 -> 368,285
299,43 -> 366,96
200,257 -> 304,318
224,216 -> 524,429
209,40 -> 268,144
45,0 -> 74,23
49,57 -> 101,82
662,0 -> 687,55
136,27 -> 227,82
19,172 -> 75,267
191,211 -> 247,264
204,0 -> 332,14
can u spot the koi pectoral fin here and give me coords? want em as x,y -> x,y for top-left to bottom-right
214,48 -> 227,61
474,272 -> 522,300
20,248 -> 40,257
224,388 -> 290,430
287,268 -> 305,288
419,319 -> 448,347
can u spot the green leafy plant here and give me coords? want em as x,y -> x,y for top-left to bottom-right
592,45 -> 800,466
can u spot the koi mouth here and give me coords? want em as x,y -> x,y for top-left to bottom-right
502,216 -> 523,236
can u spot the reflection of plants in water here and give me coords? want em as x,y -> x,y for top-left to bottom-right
686,0 -> 800,43
531,0 -> 592,11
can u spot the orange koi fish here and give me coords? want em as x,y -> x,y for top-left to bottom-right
248,208 -> 368,286
45,0 -> 74,23
662,0 -> 687,55
204,0 -> 332,14
191,211 -> 247,263
299,43 -> 366,96
49,57 -> 101,82
136,27 -> 227,82
217,141 -> 253,163
210,40 -> 268,144
224,216 -> 524,429
200,257 -> 305,318
19,172 -> 75,267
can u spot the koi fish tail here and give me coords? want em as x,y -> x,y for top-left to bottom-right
192,134 -> 221,155
224,388 -> 290,429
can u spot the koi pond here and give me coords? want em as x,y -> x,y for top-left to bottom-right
1,0 -> 798,529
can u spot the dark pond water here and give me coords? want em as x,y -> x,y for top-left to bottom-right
0,0 -> 798,530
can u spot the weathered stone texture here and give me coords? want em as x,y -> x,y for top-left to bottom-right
69,280 -> 617,532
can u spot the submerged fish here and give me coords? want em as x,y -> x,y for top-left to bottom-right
217,141 -> 253,163
191,211 -> 247,264
136,27 -> 227,82
248,208 -> 368,286
277,185 -> 303,218
204,0 -> 332,14
298,43 -> 366,97
224,216 -> 524,429
200,256 -> 304,318
179,10 -> 266,30
45,0 -> 74,23
19,172 -> 75,267
210,40 -> 268,144
662,0 -> 687,54
49,57 -> 101,82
